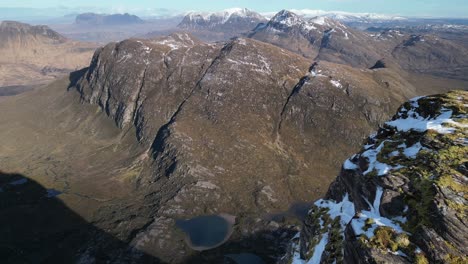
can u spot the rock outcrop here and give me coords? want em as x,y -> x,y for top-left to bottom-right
286,90 -> 467,264
71,33 -> 421,262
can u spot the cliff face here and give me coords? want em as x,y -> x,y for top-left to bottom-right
71,34 -> 421,261
287,90 -> 467,264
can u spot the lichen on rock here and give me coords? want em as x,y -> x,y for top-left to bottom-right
286,90 -> 467,264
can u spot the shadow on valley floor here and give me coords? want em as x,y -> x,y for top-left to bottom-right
181,226 -> 297,264
0,170 -> 298,264
0,171 -> 163,264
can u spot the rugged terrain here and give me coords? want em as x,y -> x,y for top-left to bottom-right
250,10 -> 468,80
0,27 -> 464,263
286,91 -> 467,264
0,21 -> 96,91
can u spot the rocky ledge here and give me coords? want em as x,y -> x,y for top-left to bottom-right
285,90 -> 467,264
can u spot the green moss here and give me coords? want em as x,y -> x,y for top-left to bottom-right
415,254 -> 429,264
395,233 -> 410,248
438,174 -> 468,193
364,218 -> 375,231
445,254 -> 468,264
368,226 -> 399,252
323,218 -> 344,263
351,91 -> 467,263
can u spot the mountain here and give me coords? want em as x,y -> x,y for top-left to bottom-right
250,10 -> 468,81
176,8 -> 267,41
2,30 -> 457,262
0,20 -> 66,45
0,21 -> 96,91
368,29 -> 468,80
249,10 -> 382,67
75,12 -> 145,26
285,90 -> 467,263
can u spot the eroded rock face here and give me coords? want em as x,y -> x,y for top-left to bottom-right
70,33 -> 422,262
287,90 -> 467,264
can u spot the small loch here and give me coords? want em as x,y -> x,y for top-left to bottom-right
176,213 -> 236,251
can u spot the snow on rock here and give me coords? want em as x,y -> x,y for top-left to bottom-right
288,92 -> 467,263
343,158 -> 359,170
362,140 -> 402,176
385,96 -> 467,134
315,193 -> 356,228
310,16 -> 327,26
309,232 -> 329,264
330,79 -> 343,89
271,10 -> 303,27
402,142 -> 423,159
185,8 -> 263,24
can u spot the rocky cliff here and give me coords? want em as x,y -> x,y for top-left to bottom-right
286,90 -> 467,264
71,33 -> 421,262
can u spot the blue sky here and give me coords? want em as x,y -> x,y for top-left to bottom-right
1,0 -> 468,18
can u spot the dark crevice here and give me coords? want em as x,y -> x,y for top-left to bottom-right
149,43 -> 229,158
277,63 -> 317,132
131,66 -> 148,124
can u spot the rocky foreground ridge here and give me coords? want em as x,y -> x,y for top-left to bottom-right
286,90 -> 467,264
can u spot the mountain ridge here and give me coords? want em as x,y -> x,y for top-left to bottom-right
286,90 -> 467,264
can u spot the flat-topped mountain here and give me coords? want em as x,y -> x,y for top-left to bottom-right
75,12 -> 145,26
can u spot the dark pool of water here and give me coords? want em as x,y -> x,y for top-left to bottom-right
267,201 -> 314,222
176,215 -> 232,249
225,253 -> 265,264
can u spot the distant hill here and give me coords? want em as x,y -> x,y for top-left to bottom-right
0,20 -> 96,89
0,20 -> 66,47
75,13 -> 145,26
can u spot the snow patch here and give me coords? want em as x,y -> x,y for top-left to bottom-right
402,142 -> 423,159
343,158 -> 359,170
330,79 -> 343,89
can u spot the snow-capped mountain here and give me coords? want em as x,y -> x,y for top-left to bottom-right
250,10 -> 381,67
178,8 -> 266,31
175,8 -> 267,41
263,9 -> 407,23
